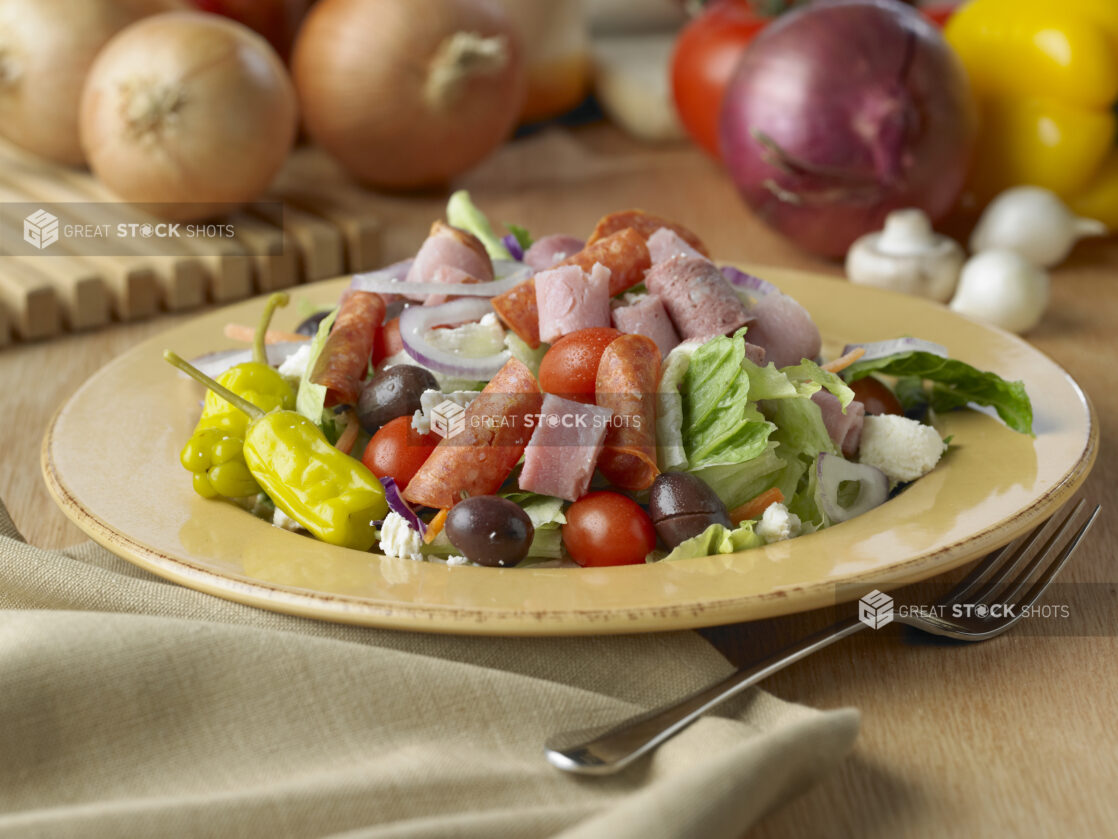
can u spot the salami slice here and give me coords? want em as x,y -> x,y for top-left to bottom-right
311,291 -> 386,408
595,334 -> 661,491
402,358 -> 544,510
491,228 -> 651,348
586,210 -> 711,259
645,258 -> 751,341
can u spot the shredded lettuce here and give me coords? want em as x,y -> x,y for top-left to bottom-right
295,307 -> 338,423
446,190 -> 512,262
654,520 -> 764,563
843,350 -> 1033,435
499,491 -> 566,561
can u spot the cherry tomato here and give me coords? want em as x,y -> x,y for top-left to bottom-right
850,376 -> 903,416
361,416 -> 438,490
671,1 -> 769,159
538,327 -> 621,403
371,317 -> 404,366
562,491 -> 657,567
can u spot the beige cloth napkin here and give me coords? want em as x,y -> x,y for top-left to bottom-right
0,500 -> 859,839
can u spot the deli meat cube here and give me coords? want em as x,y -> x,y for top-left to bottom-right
647,227 -> 708,265
535,262 -> 611,344
519,394 -> 612,502
611,294 -> 680,359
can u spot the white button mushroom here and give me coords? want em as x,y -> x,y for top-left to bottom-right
970,186 -> 1108,268
845,209 -> 965,302
949,249 -> 1050,334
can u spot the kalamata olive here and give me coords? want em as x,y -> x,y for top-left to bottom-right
356,364 -> 438,433
445,496 -> 534,567
648,472 -> 732,549
295,310 -> 330,337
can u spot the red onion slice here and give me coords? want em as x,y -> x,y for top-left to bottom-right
721,266 -> 779,297
351,263 -> 531,299
816,453 -> 889,523
398,297 -> 510,379
840,338 -> 948,361
379,476 -> 427,537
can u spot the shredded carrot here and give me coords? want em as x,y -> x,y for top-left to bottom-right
821,346 -> 866,374
424,509 -> 448,544
224,323 -> 309,344
335,413 -> 360,456
729,487 -> 785,525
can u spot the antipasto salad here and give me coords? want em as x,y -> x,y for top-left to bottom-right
166,193 -> 1033,568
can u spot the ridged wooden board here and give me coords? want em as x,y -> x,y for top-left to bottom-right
0,138 -> 395,346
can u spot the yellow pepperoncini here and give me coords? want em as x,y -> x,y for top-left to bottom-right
179,293 -> 296,499
945,0 -> 1118,227
166,351 -> 387,551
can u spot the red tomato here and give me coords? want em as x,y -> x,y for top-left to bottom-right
538,327 -> 621,403
671,1 -> 769,159
921,4 -> 957,27
850,376 -> 904,416
371,317 -> 404,366
562,491 -> 657,567
361,416 -> 438,490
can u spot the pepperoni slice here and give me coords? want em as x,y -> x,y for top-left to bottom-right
595,333 -> 661,491
402,358 -> 544,510
311,291 -> 385,407
586,210 -> 711,259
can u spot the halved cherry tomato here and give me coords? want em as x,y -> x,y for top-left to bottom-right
671,1 -> 770,159
921,4 -> 957,27
850,376 -> 903,416
562,491 -> 657,567
538,327 -> 621,403
361,415 -> 438,490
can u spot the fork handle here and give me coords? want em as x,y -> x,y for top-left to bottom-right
545,617 -> 866,775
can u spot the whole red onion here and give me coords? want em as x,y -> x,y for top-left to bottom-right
719,0 -> 976,258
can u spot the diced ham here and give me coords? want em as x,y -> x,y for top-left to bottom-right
647,227 -> 708,265
812,391 -> 866,458
611,294 -> 680,359
405,221 -> 492,304
524,235 -> 585,271
644,257 -> 752,340
744,293 -> 822,369
519,394 -> 612,502
535,263 -> 612,344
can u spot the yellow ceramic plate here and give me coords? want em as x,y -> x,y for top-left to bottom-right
42,269 -> 1097,635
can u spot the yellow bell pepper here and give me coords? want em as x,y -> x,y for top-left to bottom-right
945,0 -> 1118,228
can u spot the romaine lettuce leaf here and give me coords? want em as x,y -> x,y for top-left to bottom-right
843,351 -> 1033,435
295,307 -> 338,423
655,520 -> 764,563
446,190 -> 512,261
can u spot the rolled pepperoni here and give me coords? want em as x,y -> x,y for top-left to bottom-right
491,228 -> 651,348
644,258 -> 751,341
311,291 -> 386,408
402,358 -> 544,510
595,334 -> 661,491
586,210 -> 711,259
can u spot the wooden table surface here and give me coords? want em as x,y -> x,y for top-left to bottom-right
2,125 -> 1115,837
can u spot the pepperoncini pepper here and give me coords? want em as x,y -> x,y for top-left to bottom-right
180,294 -> 297,499
945,0 -> 1118,228
166,351 -> 388,552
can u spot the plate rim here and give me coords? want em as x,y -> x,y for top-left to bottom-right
41,268 -> 1100,635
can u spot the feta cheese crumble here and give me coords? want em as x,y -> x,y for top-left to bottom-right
756,502 -> 802,544
277,343 -> 312,381
411,389 -> 479,435
858,415 -> 945,483
378,512 -> 424,561
272,506 -> 305,533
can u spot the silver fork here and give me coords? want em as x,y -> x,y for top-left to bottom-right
546,499 -> 1100,775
